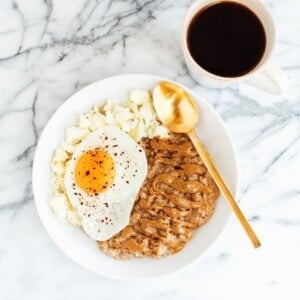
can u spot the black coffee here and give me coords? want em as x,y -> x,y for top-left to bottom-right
187,2 -> 266,77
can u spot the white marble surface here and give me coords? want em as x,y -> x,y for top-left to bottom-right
0,0 -> 299,299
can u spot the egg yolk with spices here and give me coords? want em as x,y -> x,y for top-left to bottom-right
74,148 -> 115,195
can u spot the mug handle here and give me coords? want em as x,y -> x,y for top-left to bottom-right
245,62 -> 288,94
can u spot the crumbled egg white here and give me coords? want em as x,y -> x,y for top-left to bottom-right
50,89 -> 169,225
50,194 -> 67,220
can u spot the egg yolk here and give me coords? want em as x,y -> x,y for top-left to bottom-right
74,148 -> 115,195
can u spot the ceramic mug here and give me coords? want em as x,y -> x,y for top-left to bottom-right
182,0 -> 288,94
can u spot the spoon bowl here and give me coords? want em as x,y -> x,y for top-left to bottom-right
153,82 -> 199,133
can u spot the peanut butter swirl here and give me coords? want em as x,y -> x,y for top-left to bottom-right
98,133 -> 219,259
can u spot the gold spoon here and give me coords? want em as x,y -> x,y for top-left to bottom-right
153,81 -> 261,248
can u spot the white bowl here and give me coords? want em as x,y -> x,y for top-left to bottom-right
32,74 -> 239,280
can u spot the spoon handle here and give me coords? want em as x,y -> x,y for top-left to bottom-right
188,130 -> 261,248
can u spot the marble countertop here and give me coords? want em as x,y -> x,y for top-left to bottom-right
0,0 -> 299,299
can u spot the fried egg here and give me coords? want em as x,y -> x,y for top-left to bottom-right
64,126 -> 147,241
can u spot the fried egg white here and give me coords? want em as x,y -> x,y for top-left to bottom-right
64,126 -> 147,241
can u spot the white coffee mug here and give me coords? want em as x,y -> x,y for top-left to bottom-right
182,0 -> 288,94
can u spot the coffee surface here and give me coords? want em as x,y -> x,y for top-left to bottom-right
187,1 -> 266,77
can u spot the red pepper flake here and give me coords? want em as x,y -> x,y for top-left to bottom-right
85,171 -> 90,176
104,203 -> 109,207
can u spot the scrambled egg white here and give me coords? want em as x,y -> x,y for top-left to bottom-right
50,89 -> 169,225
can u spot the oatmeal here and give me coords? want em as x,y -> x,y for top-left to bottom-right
98,133 -> 219,259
